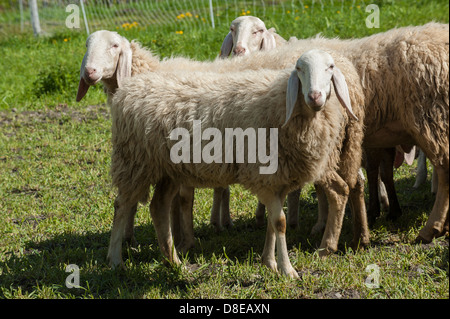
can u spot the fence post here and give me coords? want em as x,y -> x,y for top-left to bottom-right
209,0 -> 215,28
19,0 -> 24,32
29,0 -> 41,36
80,0 -> 90,35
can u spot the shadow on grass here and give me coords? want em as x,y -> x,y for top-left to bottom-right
0,173 -> 441,298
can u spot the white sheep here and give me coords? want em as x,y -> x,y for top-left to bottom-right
106,49 -> 365,278
278,22 -> 449,240
76,30 -> 370,255
219,15 -> 286,58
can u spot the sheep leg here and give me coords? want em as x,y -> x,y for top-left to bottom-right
365,149 -> 382,226
170,193 -> 182,248
286,189 -> 301,228
177,185 -> 195,254
317,172 -> 349,257
311,183 -> 328,235
349,170 -> 370,250
413,149 -> 427,188
210,187 -> 225,231
431,166 -> 438,194
260,191 -> 298,279
220,186 -> 233,228
417,165 -> 449,243
380,148 -> 402,221
123,203 -> 138,246
150,178 -> 181,266
255,201 -> 266,228
107,195 -> 138,269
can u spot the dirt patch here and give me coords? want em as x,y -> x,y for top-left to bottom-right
0,104 -> 110,126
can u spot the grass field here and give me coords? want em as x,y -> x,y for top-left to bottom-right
0,0 -> 448,299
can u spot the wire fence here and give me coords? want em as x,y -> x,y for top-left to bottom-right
0,0 -> 371,37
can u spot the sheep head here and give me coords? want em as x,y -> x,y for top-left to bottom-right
76,30 -> 132,102
285,49 -> 359,126
220,16 -> 276,58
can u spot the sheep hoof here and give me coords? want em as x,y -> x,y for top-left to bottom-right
317,247 -> 334,258
310,222 -> 325,235
279,265 -> 299,279
262,258 -> 278,273
176,240 -> 196,255
109,260 -> 126,271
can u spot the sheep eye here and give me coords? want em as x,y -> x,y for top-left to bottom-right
230,27 -> 235,32
112,43 -> 119,48
296,67 -> 301,72
329,64 -> 335,70
253,29 -> 263,35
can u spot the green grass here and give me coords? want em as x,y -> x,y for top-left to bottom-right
0,0 -> 448,299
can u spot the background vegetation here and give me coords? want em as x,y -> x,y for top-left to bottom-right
0,0 -> 448,299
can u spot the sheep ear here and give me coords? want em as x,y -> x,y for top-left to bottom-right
76,54 -> 89,102
220,32 -> 233,58
116,41 -> 132,88
284,70 -> 299,127
260,29 -> 276,51
76,78 -> 90,102
332,67 -> 358,121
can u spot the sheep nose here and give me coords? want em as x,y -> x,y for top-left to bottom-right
233,46 -> 246,56
308,91 -> 322,103
84,66 -> 99,81
85,66 -> 96,76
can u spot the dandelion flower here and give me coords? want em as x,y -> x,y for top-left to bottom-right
64,38 -> 68,42
304,5 -> 309,9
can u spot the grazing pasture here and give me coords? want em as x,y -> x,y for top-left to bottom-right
0,0 -> 448,299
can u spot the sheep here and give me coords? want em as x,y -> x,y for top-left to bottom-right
345,23 -> 449,242
278,22 -> 449,240
219,15 -> 286,58
106,49 -> 365,278
215,16 -> 288,231
76,30 -> 370,254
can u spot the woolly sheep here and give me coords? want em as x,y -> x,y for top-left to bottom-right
76,30 -> 369,254
279,22 -> 449,240
106,49 -> 365,278
343,22 -> 449,242
219,15 -> 286,58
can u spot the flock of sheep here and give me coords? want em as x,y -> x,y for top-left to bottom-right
75,16 -> 449,279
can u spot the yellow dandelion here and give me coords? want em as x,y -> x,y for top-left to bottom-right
64,38 -> 68,42
186,12 -> 192,17
304,5 -> 309,9
175,30 -> 184,35
295,16 -> 300,20
195,14 -> 199,18
287,10 -> 291,14
357,5 -> 361,9
337,10 -> 341,14
247,10 -> 250,14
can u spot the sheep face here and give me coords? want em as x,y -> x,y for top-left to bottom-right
296,49 -> 335,110
220,16 -> 276,58
285,49 -> 358,125
76,30 -> 132,101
